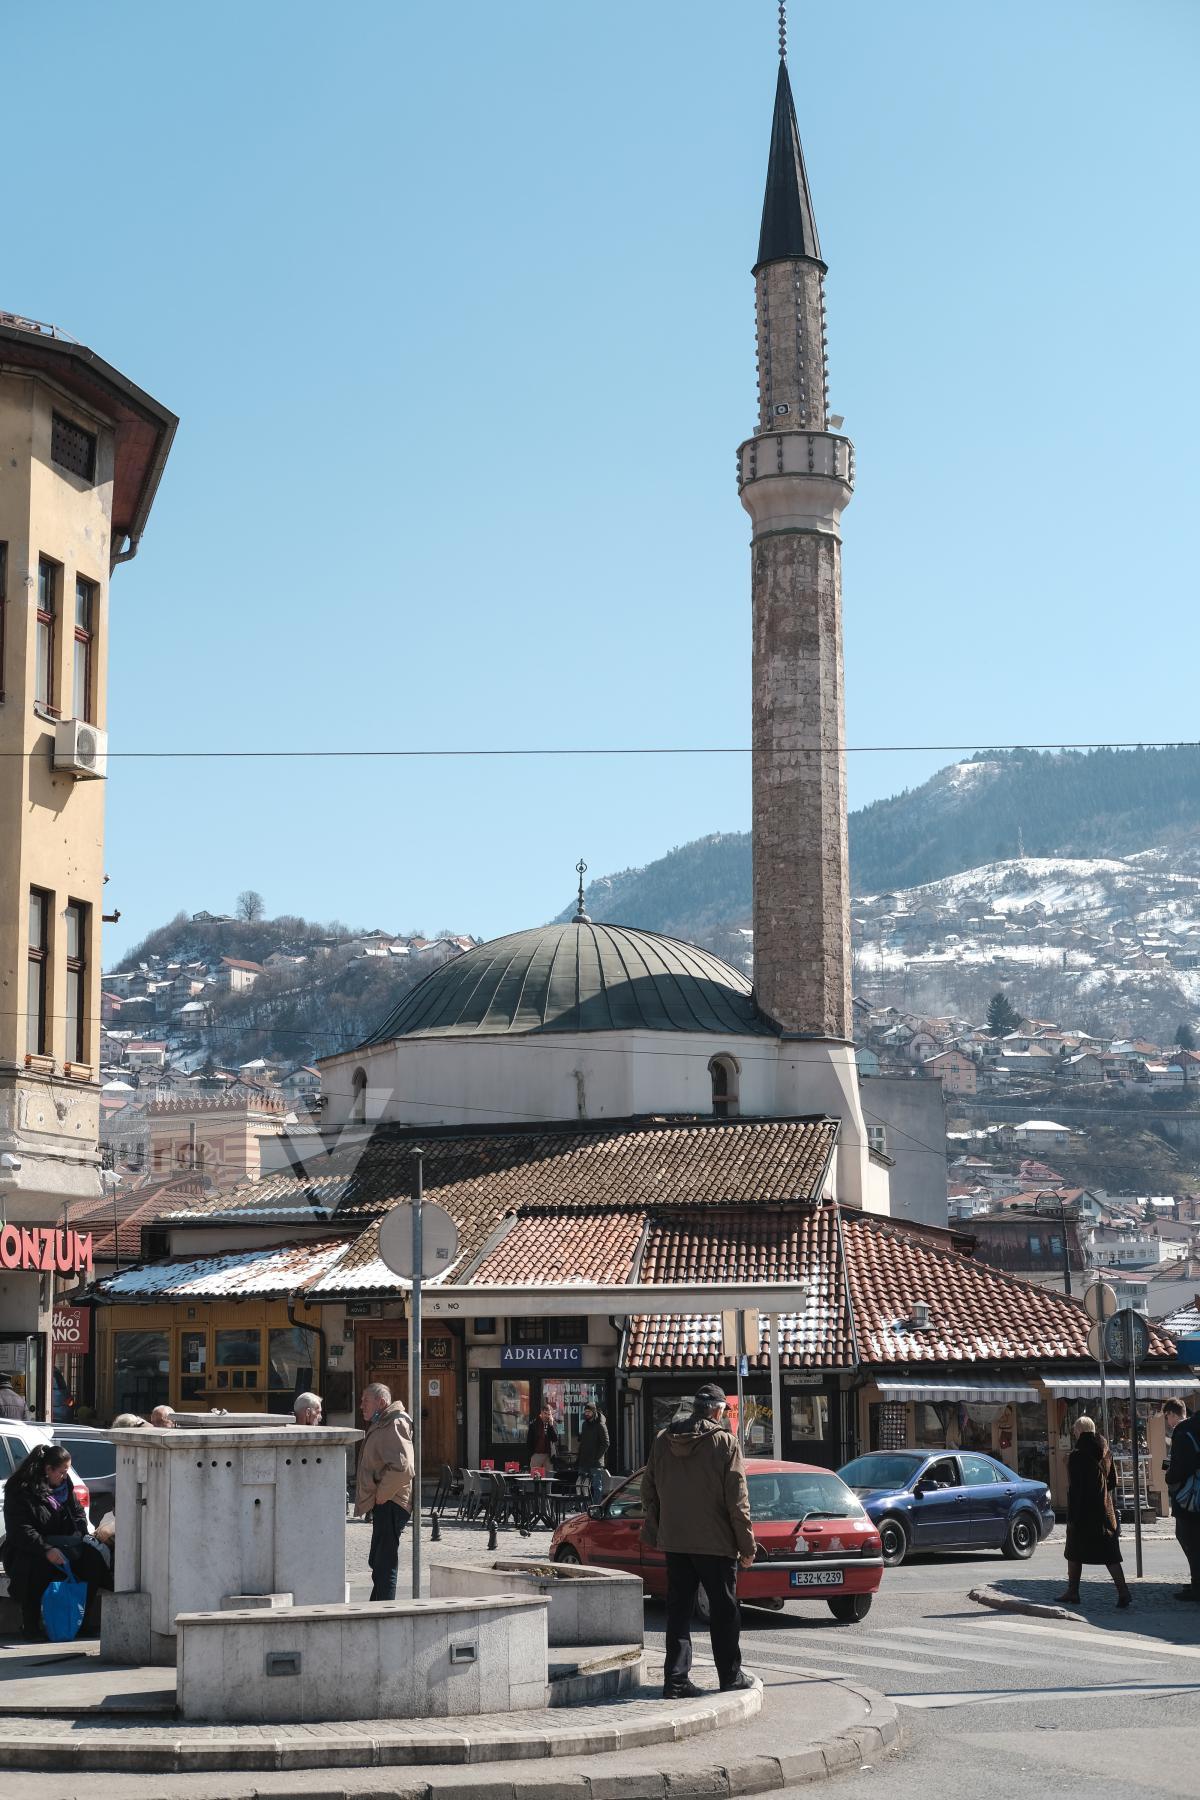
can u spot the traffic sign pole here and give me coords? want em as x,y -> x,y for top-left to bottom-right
1128,1317 -> 1143,1579
411,1149 -> 424,1600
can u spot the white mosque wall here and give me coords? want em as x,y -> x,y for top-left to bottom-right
320,1030 -> 889,1214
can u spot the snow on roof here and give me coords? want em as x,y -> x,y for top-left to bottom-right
1014,1120 -> 1073,1132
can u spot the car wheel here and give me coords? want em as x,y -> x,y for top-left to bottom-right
553,1543 -> 582,1565
878,1517 -> 908,1567
1001,1513 -> 1038,1559
828,1594 -> 873,1624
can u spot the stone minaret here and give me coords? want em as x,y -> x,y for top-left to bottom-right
739,49 -> 854,1044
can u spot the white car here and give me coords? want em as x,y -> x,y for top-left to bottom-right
0,1419 -> 92,1552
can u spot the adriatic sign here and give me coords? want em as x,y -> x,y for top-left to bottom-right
0,1228 -> 93,1276
500,1345 -> 582,1371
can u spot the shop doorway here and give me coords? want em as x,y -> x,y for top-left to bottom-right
355,1323 -> 457,1473
0,1333 -> 42,1421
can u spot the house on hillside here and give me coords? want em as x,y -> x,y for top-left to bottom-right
921,1050 -> 976,1096
217,957 -> 264,993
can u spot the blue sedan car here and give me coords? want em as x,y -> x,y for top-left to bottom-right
838,1449 -> 1055,1567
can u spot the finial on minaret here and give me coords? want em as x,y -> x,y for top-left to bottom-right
574,859 -> 591,924
778,1 -> 787,61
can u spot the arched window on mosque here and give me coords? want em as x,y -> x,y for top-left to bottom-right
709,1054 -> 740,1119
351,1067 -> 368,1123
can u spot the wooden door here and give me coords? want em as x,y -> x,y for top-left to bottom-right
354,1323 -> 457,1476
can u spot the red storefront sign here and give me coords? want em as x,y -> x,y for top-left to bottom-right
0,1227 -> 93,1276
52,1307 -> 91,1353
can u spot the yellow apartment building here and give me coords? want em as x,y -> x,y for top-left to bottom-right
0,312 -> 175,1415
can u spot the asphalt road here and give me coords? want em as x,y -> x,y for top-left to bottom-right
641,1532 -> 1200,1800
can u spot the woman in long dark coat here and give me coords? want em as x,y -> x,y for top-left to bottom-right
1,1444 -> 91,1637
1056,1416 -> 1132,1608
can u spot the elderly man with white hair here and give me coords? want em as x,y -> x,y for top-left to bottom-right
354,1383 -> 415,1601
292,1391 -> 322,1426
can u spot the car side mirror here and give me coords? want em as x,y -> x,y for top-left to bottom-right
914,1480 -> 930,1496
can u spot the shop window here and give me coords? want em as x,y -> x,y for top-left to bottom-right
509,1316 -> 589,1346
268,1325 -> 317,1412
510,1318 -> 546,1346
788,1392 -> 829,1443
113,1330 -> 169,1417
214,1326 -> 261,1391
490,1377 -> 531,1446
179,1329 -> 208,1402
542,1377 -> 608,1456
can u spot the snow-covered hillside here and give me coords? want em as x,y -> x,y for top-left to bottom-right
853,852 -> 1200,1036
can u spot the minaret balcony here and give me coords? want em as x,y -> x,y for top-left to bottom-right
737,429 -> 854,536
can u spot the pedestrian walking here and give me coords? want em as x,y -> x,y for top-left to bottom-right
1162,1397 -> 1200,1601
0,1370 -> 29,1421
354,1382 -> 415,1602
526,1402 -> 558,1476
576,1402 -> 610,1504
1056,1415 -> 1132,1609
640,1383 -> 756,1698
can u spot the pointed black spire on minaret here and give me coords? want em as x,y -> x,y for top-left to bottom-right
756,27 -> 824,272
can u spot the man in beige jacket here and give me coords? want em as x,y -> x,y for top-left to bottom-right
354,1382 -> 415,1601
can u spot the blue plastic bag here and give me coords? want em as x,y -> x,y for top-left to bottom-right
41,1567 -> 87,1642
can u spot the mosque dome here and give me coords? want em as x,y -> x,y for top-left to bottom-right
364,921 -> 771,1042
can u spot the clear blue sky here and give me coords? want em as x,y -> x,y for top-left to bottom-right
7,2 -> 1196,959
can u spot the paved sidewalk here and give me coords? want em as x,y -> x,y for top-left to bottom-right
0,1664 -> 899,1796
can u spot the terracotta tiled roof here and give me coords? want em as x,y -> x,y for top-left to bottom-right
62,1178 -> 212,1263
625,1205 -> 848,1371
843,1213 -> 1177,1363
623,1206 -> 1180,1372
469,1209 -> 646,1286
165,1116 -> 838,1230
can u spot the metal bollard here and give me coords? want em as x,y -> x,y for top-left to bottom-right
430,1511 -> 441,1543
487,1518 -> 498,1551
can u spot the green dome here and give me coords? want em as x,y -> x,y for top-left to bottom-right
364,922 -> 769,1042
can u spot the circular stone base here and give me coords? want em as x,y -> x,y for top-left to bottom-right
0,1677 -> 762,1773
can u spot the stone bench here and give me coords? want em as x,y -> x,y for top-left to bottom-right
176,1593 -> 549,1723
429,1557 -> 644,1649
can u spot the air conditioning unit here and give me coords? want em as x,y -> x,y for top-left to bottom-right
911,1299 -> 932,1331
53,718 -> 108,779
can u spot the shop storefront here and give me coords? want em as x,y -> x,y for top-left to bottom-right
637,1372 -> 846,1469
94,1300 -> 320,1418
479,1347 -> 614,1470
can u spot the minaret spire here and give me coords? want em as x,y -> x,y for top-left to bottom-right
739,10 -> 854,1043
758,6 -> 822,273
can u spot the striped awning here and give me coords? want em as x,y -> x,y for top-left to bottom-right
875,1378 -> 1040,1404
1041,1375 -> 1200,1400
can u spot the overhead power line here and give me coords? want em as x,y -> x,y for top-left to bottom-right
4,738 -> 1200,762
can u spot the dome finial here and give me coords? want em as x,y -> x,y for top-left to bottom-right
574,858 -> 591,924
778,0 -> 787,60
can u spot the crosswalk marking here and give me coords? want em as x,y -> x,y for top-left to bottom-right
735,1642 -> 959,1678
894,1681 -> 1200,1712
959,1616 -> 1200,1664
869,1623 -> 1166,1671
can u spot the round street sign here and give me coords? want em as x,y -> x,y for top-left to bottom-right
1083,1281 -> 1118,1324
1086,1321 -> 1108,1364
1103,1307 -> 1151,1366
377,1202 -> 460,1281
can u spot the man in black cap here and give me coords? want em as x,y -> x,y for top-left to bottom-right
641,1383 -> 756,1698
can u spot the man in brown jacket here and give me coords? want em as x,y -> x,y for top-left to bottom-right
355,1382 -> 415,1601
641,1383 -> 756,1697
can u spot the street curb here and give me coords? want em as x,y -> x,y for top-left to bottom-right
968,1584 -> 1086,1622
0,1681 -> 905,1793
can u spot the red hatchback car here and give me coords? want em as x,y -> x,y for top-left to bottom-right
550,1457 -> 884,1623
